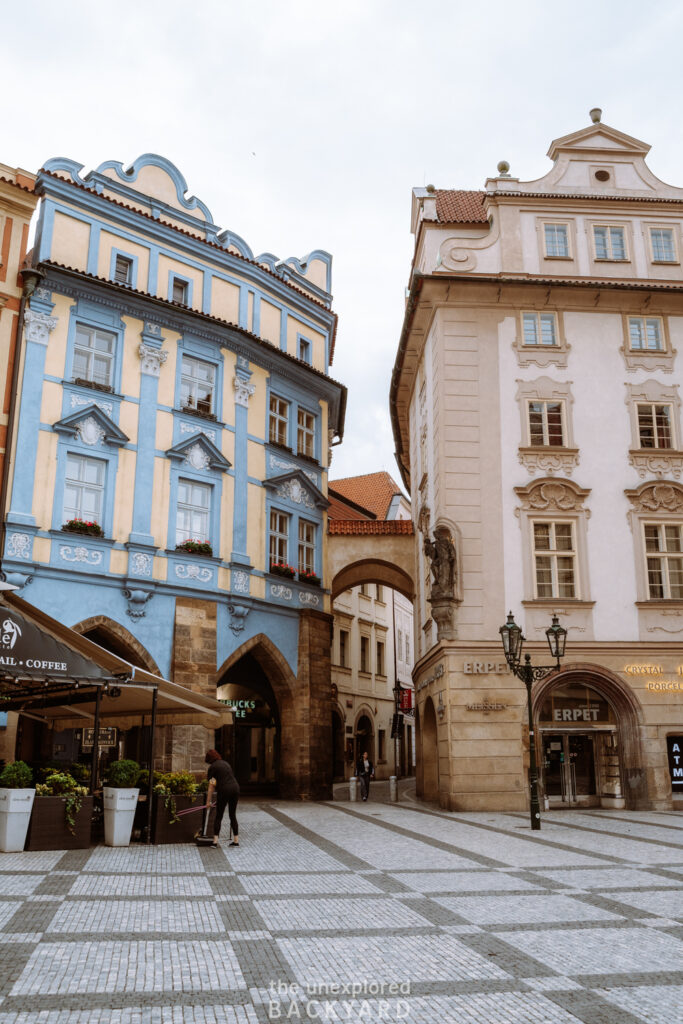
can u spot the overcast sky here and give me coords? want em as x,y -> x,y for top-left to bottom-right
3,0 -> 683,486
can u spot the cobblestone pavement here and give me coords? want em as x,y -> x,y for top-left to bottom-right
1,802 -> 682,1023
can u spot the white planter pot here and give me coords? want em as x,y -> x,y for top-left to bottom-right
0,788 -> 35,853
103,787 -> 139,847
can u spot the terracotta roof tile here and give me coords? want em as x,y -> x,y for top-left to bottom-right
327,494 -> 373,521
328,519 -> 414,536
330,471 -> 403,519
435,190 -> 487,224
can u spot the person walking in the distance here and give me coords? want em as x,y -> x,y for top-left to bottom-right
205,749 -> 240,847
356,751 -> 374,801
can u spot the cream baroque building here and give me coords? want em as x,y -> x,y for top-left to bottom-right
391,111 -> 683,812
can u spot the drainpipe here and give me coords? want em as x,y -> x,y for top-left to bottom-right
0,266 -> 44,562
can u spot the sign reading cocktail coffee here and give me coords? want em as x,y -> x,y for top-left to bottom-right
0,609 -> 110,680
667,736 -> 683,789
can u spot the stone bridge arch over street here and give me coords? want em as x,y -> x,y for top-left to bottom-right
327,519 -> 415,600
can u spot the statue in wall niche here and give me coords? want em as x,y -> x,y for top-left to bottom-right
424,526 -> 457,598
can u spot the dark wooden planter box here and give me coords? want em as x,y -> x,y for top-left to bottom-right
25,796 -> 94,851
152,794 -> 214,844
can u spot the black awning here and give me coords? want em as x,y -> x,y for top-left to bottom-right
0,607 -> 112,683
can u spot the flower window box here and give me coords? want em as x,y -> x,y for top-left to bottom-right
299,570 -> 321,586
270,563 -> 296,579
175,540 -> 213,556
62,519 -> 104,537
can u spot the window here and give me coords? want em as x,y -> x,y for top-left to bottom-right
172,277 -> 189,304
637,403 -> 672,449
528,401 -> 564,447
629,317 -> 664,352
378,729 -> 386,761
397,629 -> 403,661
376,584 -> 384,601
360,636 -> 369,673
405,634 -> 410,664
360,583 -> 369,597
269,396 -> 289,446
63,454 -> 105,525
297,409 -> 315,459
269,510 -> 289,567
176,479 -> 211,545
522,312 -> 557,347
376,641 -> 385,676
594,225 -> 626,261
180,355 -> 215,416
544,224 -> 569,258
645,524 -> 683,599
339,629 -> 349,668
73,325 -> 115,389
533,521 -> 576,598
650,228 -> 676,263
298,337 -> 311,364
298,519 -> 316,573
114,254 -> 133,285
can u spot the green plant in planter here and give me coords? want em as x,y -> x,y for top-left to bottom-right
104,759 -> 141,788
153,770 -> 197,824
62,518 -> 104,537
35,772 -> 88,833
270,561 -> 296,579
0,760 -> 32,788
175,539 -> 213,556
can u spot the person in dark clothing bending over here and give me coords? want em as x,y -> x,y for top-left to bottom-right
205,749 -> 240,848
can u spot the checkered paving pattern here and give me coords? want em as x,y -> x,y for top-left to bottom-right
0,804 -> 682,1023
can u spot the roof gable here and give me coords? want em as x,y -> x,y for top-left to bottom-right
165,433 -> 231,471
53,404 -> 128,448
547,122 -> 650,161
264,470 -> 329,510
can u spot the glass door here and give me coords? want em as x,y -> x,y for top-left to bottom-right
542,733 -> 598,806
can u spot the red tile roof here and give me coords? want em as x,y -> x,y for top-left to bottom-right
328,519 -> 414,536
435,190 -> 487,224
327,492 -> 374,521
329,471 -> 403,520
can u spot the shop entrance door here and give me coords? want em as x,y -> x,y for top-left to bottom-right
542,733 -> 598,806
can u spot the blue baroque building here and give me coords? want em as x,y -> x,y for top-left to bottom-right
1,154 -> 346,797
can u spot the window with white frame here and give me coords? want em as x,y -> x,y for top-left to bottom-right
339,629 -> 349,668
644,523 -> 683,599
63,454 -> 105,526
594,225 -> 626,261
637,403 -> 673,449
180,355 -> 215,416
650,227 -> 676,263
360,635 -> 370,674
376,640 -> 385,676
544,224 -> 570,258
397,629 -> 403,662
114,254 -> 133,285
172,276 -> 189,304
522,312 -> 557,347
297,408 -> 315,458
629,317 -> 664,352
533,521 -> 576,599
176,479 -> 211,545
405,634 -> 411,664
269,509 -> 290,567
73,325 -> 115,389
298,338 -> 311,364
298,519 -> 316,573
528,400 -> 564,447
269,395 -> 289,446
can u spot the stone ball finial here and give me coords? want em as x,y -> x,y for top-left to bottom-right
590,107 -> 602,124
497,160 -> 510,176
425,183 -> 436,193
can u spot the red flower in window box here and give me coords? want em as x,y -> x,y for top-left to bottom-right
175,539 -> 213,556
298,569 -> 320,586
62,518 -> 104,537
270,562 -> 296,579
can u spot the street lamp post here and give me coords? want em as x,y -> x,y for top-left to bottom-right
499,612 -> 567,831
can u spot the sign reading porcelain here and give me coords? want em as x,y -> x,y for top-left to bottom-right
0,609 -> 110,680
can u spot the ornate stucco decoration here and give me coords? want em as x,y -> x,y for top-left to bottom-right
233,376 -> 255,407
138,342 -> 168,377
59,545 -> 103,565
436,217 -> 500,274
6,533 -> 32,559
184,443 -> 210,471
24,309 -> 58,346
231,570 -> 250,594
180,421 -> 217,443
417,504 -> 431,535
628,451 -> 683,480
270,584 -> 292,600
76,416 -> 106,446
514,478 -> 591,516
268,454 -> 317,486
518,448 -> 580,477
175,563 -> 213,583
70,394 -> 114,416
299,591 -> 320,607
227,603 -> 250,635
277,478 -> 315,508
129,552 -> 153,577
264,470 -> 328,510
123,588 -> 153,619
625,482 -> 683,514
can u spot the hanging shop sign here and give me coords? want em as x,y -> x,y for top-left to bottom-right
667,736 -> 683,789
399,689 -> 413,712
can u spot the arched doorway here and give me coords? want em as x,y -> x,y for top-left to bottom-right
332,709 -> 345,782
216,652 -> 279,796
355,712 -> 375,765
533,666 -> 646,810
422,697 -> 439,802
72,616 -> 160,674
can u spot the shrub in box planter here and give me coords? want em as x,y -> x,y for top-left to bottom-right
25,796 -> 94,850
103,759 -> 141,847
152,771 -> 214,844
0,761 -> 35,854
270,562 -> 296,579
175,540 -> 213,556
62,518 -> 104,537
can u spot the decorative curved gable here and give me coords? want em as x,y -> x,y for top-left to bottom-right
53,404 -> 128,448
165,433 -> 230,472
264,471 -> 329,510
514,477 -> 591,514
624,481 -> 683,514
